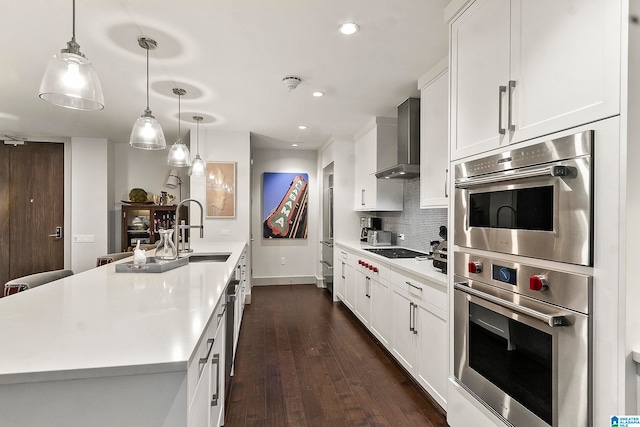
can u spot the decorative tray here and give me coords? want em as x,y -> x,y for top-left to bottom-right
115,256 -> 188,273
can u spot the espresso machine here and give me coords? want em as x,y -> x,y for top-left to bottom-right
360,217 -> 381,242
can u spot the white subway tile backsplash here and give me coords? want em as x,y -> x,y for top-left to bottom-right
374,178 -> 447,253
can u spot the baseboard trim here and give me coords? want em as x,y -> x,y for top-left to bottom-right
252,276 -> 318,286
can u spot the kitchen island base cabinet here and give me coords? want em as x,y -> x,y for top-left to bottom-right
0,372 -> 188,427
0,300 -> 227,427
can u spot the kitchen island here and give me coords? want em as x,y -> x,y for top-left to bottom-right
0,241 -> 246,427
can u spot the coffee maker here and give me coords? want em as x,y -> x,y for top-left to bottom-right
360,217 -> 382,242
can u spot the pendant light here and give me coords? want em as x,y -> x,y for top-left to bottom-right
188,116 -> 206,177
39,0 -> 104,111
167,88 -> 191,167
129,37 -> 166,150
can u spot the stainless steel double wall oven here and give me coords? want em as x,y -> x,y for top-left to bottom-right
452,131 -> 593,427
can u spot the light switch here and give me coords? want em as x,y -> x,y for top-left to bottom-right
73,235 -> 95,243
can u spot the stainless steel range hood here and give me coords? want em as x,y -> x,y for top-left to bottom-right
375,97 -> 420,179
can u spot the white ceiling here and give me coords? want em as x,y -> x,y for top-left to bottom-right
0,0 -> 449,150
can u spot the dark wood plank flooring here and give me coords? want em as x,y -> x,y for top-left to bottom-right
225,284 -> 449,427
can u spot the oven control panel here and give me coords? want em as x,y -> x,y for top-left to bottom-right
455,251 -> 591,315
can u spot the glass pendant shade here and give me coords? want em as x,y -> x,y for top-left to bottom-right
167,87 -> 190,167
188,115 -> 205,176
38,0 -> 104,111
189,154 -> 206,177
130,109 -> 166,150
167,139 -> 191,167
129,37 -> 165,150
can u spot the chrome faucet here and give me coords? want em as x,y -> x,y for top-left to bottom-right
174,198 -> 204,254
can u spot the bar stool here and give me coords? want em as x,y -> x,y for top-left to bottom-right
3,269 -> 74,297
96,252 -> 133,267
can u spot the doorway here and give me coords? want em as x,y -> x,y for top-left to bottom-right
0,141 -> 65,287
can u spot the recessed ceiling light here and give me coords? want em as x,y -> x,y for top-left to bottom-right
298,125 -> 308,130
338,22 -> 359,35
313,91 -> 325,97
291,141 -> 303,147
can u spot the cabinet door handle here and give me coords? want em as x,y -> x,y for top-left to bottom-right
211,353 -> 220,407
409,302 -> 414,332
498,85 -> 507,135
508,80 -> 516,131
444,168 -> 449,198
341,261 -> 345,279
361,189 -> 365,206
412,303 -> 418,335
366,276 -> 371,298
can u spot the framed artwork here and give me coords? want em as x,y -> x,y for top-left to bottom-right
262,172 -> 309,239
205,162 -> 236,218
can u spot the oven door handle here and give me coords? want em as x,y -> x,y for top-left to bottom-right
454,282 -> 569,327
454,165 -> 573,189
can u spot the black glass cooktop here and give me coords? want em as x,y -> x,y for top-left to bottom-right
364,248 -> 430,259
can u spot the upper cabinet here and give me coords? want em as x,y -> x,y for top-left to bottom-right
450,0 -> 621,160
419,59 -> 449,209
354,118 -> 403,211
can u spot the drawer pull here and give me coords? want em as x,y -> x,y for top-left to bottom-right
406,281 -> 422,292
198,338 -> 215,377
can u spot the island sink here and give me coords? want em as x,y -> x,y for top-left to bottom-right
188,253 -> 230,263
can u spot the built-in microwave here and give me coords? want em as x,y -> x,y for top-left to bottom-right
454,131 -> 593,266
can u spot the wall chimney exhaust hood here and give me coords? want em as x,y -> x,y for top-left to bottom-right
375,97 -> 420,179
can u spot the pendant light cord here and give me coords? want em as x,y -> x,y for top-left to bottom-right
146,47 -> 150,111
196,119 -> 200,153
177,93 -> 181,138
72,0 -> 76,42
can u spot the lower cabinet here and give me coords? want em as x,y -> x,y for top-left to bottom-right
389,270 -> 448,410
188,296 -> 226,427
354,269 -> 372,327
334,244 -> 447,410
369,275 -> 391,347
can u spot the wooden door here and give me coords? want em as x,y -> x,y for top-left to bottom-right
0,141 -> 64,286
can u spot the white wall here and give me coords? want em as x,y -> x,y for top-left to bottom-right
188,129 -> 250,244
251,147 -> 319,285
70,138 -> 109,273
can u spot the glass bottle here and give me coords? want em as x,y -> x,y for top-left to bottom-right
155,229 -> 177,261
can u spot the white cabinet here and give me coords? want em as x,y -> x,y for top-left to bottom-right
337,246 -> 391,347
188,297 -> 226,427
450,0 -> 621,160
390,286 -> 418,372
353,117 -> 403,211
419,60 -> 449,209
335,250 -> 347,301
389,269 -> 448,409
354,269 -> 372,326
369,275 -> 391,348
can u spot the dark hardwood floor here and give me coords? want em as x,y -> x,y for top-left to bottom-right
225,284 -> 449,427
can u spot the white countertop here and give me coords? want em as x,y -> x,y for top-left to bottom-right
0,241 -> 246,385
335,241 -> 448,287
